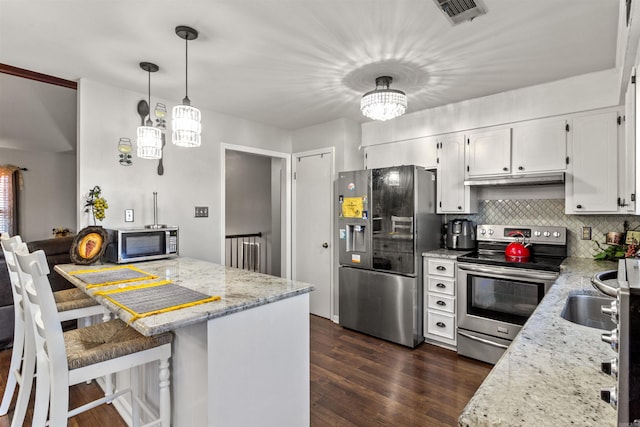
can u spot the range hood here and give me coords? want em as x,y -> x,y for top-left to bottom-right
464,172 -> 565,187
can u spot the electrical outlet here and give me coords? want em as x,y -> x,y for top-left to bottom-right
195,206 -> 209,218
125,209 -> 134,222
581,226 -> 592,240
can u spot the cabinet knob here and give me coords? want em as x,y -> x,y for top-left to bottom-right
503,167 -> 508,171
457,206 -> 462,210
576,204 -> 583,209
436,321 -> 446,328
436,283 -> 446,288
436,300 -> 446,306
436,266 -> 446,271
518,166 -> 524,171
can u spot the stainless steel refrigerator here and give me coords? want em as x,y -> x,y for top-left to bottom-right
337,165 -> 441,348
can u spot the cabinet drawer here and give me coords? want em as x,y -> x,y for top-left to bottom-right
427,259 -> 455,277
427,294 -> 455,314
427,277 -> 456,296
426,310 -> 455,340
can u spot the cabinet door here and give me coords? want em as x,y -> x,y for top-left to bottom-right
566,111 -> 619,213
466,128 -> 511,177
437,135 -> 477,213
512,118 -> 567,174
365,137 -> 437,169
622,72 -> 636,213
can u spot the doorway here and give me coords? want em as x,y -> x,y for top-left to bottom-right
220,144 -> 291,278
292,148 -> 334,319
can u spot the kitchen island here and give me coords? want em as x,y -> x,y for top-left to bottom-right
55,257 -> 315,427
458,257 -> 618,427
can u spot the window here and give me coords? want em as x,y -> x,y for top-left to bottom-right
0,166 -> 20,236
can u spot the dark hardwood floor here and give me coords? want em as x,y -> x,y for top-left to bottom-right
310,316 -> 492,427
0,316 -> 491,426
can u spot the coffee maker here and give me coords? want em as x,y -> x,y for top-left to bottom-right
446,219 -> 476,250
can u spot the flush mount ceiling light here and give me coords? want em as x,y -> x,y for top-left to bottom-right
360,76 -> 407,121
137,62 -> 163,159
172,25 -> 201,148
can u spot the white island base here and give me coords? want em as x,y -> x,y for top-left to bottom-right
112,293 -> 310,427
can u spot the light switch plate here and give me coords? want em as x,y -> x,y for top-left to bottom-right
125,209 -> 134,222
195,206 -> 209,218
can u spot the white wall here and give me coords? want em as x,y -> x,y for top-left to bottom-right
77,79 -> 291,263
292,118 -> 362,173
362,68 -> 622,146
0,147 -> 76,241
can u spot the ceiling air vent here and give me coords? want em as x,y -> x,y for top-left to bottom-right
433,0 -> 486,25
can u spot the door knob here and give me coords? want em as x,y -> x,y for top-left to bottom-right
322,242 -> 329,248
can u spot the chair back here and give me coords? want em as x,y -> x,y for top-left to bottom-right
1,235 -> 24,302
14,250 -> 68,378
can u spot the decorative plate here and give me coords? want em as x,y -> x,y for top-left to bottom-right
70,226 -> 108,265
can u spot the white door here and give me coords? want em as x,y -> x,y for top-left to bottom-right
293,149 -> 333,318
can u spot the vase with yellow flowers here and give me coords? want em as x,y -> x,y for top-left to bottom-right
84,185 -> 109,225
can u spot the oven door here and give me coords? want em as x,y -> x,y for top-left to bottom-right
457,262 -> 558,341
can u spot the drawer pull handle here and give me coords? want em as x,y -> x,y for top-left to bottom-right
436,321 -> 446,328
436,300 -> 446,306
436,266 -> 446,271
436,283 -> 446,288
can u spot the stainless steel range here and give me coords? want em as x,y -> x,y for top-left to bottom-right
456,224 -> 567,364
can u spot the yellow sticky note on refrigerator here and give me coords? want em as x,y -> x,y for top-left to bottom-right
342,197 -> 363,218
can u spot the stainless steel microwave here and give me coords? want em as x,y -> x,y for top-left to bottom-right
104,227 -> 179,263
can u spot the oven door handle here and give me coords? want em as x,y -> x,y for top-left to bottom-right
457,263 -> 559,281
458,331 -> 509,350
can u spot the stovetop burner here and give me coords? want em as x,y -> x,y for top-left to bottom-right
457,251 -> 565,272
457,224 -> 568,272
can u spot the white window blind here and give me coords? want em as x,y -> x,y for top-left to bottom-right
0,166 -> 17,235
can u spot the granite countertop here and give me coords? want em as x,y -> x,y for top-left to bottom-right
459,257 -> 619,427
55,257 -> 315,336
422,248 -> 473,259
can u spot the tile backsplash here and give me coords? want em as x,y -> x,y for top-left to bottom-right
454,199 -> 640,258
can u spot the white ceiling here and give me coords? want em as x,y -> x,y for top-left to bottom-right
0,0 -> 620,137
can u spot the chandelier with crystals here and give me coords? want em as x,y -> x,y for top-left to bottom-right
360,76 -> 407,121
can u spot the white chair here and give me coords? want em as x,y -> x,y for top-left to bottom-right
0,236 -> 108,423
15,249 -> 173,427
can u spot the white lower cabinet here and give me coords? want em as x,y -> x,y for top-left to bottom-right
423,257 -> 457,349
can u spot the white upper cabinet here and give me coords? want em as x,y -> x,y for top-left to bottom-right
437,134 -> 477,214
622,71 -> 637,213
364,137 -> 438,169
511,118 -> 568,174
566,110 -> 620,214
465,128 -> 511,177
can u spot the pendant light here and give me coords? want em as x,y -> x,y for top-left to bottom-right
360,76 -> 407,121
172,25 -> 201,147
137,62 -> 163,159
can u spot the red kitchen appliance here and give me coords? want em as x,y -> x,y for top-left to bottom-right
505,232 -> 531,261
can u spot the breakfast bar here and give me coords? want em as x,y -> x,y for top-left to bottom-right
55,257 -> 315,427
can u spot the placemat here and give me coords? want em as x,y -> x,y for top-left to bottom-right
68,265 -> 159,289
94,281 -> 221,322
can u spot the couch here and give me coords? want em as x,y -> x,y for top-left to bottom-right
0,236 -> 76,349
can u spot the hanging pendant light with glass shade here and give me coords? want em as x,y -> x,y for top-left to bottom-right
172,25 -> 201,147
360,76 -> 407,121
137,62 -> 163,159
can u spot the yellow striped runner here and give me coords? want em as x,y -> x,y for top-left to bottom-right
94,281 -> 221,323
68,265 -> 159,289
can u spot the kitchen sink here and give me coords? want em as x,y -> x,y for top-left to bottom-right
560,292 -> 616,330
